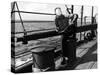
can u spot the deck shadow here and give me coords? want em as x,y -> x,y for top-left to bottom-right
56,42 -> 97,70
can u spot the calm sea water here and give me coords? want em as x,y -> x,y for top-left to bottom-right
12,21 -> 91,35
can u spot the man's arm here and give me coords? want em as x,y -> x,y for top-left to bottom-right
55,19 -> 59,32
71,14 -> 78,24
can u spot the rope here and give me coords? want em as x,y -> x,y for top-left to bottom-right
15,2 -> 26,32
12,10 -> 56,15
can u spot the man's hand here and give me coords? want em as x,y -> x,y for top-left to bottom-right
69,21 -> 73,25
55,28 -> 58,32
55,27 -> 59,32
56,29 -> 58,32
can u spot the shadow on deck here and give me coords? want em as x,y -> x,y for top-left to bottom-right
56,41 -> 97,71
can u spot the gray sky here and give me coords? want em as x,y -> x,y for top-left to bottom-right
13,1 -> 98,21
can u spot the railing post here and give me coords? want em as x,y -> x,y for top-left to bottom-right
80,5 -> 84,41
91,6 -> 94,24
71,5 -> 74,14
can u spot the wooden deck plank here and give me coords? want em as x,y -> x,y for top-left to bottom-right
74,40 -> 97,70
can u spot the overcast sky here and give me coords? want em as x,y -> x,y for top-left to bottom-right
12,1 -> 98,21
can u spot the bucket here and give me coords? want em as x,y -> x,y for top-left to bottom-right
31,45 -> 55,72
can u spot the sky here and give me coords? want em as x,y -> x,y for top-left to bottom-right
12,1 -> 98,21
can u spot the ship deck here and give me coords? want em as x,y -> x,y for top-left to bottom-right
55,38 -> 97,71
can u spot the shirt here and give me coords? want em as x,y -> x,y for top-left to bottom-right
55,15 -> 69,32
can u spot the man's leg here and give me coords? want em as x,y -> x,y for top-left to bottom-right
67,25 -> 77,66
61,34 -> 67,65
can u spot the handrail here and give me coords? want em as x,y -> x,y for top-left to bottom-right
14,2 -> 26,32
12,10 -> 56,15
11,20 -> 54,23
11,24 -> 97,42
11,28 -> 55,34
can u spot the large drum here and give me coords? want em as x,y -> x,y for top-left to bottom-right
31,45 -> 55,72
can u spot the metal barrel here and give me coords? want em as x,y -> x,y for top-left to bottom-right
31,45 -> 55,72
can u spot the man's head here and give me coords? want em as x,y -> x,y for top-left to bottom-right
55,7 -> 62,16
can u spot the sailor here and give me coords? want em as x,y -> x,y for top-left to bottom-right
55,7 -> 69,66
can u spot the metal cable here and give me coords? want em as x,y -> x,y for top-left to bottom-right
15,2 -> 26,32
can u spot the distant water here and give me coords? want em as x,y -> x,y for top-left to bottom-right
12,21 -> 91,33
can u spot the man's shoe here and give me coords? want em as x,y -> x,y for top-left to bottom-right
55,58 -> 67,70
